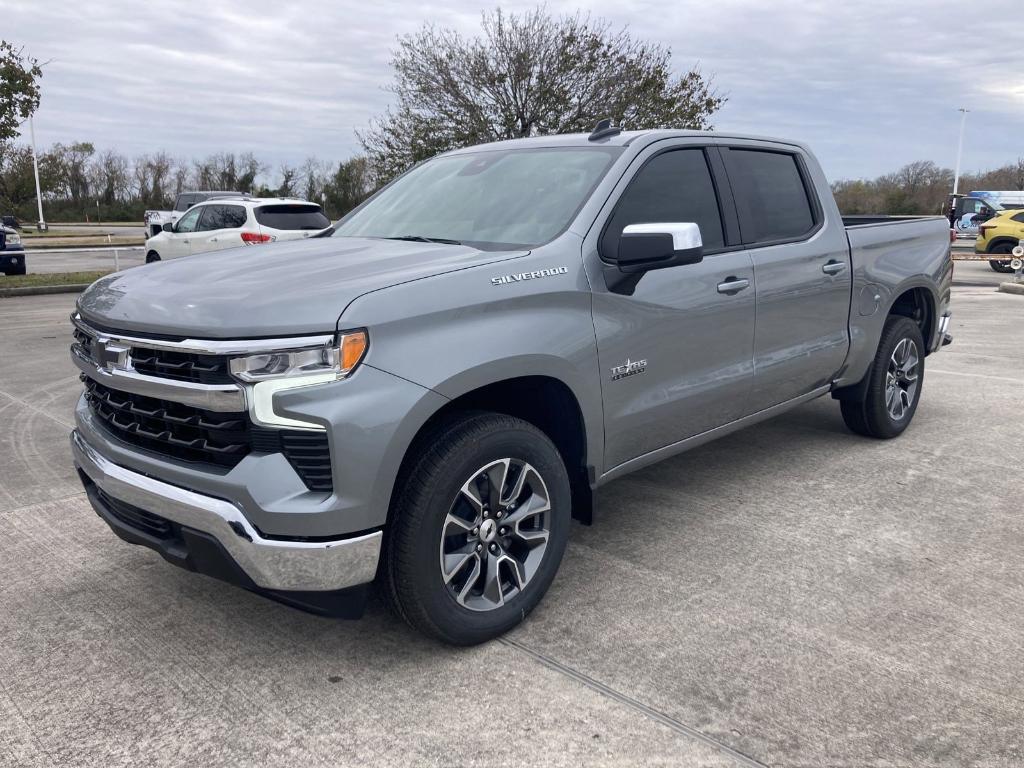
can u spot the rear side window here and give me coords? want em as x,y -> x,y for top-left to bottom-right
255,204 -> 330,231
1012,212 -> 1024,223
725,150 -> 818,244
602,149 -> 725,259
198,205 -> 247,231
174,194 -> 195,212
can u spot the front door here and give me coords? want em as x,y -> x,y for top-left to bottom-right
585,146 -> 757,470
164,206 -> 203,258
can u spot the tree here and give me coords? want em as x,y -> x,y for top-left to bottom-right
0,42 -> 43,143
360,7 -> 725,181
323,157 -> 373,218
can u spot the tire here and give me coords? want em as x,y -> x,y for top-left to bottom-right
989,243 -> 1015,273
840,315 -> 925,439
382,412 -> 571,645
145,251 -> 161,264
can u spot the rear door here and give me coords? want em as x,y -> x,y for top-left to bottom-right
192,204 -> 248,254
586,143 -> 756,469
721,145 -> 852,413
254,204 -> 331,242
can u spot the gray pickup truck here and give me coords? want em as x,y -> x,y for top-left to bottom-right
71,126 -> 952,644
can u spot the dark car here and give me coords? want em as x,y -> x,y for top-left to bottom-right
1,226 -> 26,276
2,214 -> 22,230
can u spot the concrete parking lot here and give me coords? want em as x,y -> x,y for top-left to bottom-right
1,282 -> 1022,767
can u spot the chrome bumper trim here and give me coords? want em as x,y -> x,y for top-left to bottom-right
71,344 -> 246,412
72,430 -> 381,592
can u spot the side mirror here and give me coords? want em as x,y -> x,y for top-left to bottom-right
162,222 -> 174,233
604,222 -> 704,294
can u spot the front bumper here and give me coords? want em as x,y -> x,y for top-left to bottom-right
72,429 -> 382,601
1,246 -> 25,272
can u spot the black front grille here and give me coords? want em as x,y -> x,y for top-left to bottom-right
83,376 -> 333,491
130,348 -> 234,385
84,376 -> 250,467
95,486 -> 176,540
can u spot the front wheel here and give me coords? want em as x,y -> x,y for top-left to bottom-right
989,260 -> 1013,273
382,412 -> 571,645
840,316 -> 925,439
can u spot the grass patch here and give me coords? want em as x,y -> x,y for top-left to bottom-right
0,270 -> 112,288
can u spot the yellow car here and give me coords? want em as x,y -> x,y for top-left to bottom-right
976,208 -> 1024,272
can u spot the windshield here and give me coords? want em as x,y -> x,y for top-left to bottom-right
333,147 -> 622,250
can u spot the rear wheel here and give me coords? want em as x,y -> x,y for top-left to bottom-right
840,316 -> 925,439
989,243 -> 1015,272
145,251 -> 161,264
382,412 -> 571,645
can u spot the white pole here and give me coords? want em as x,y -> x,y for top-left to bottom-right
28,116 -> 47,230
952,108 -> 969,195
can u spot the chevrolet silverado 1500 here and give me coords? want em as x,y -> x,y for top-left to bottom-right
71,125 -> 952,644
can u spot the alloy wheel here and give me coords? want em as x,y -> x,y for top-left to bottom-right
439,458 -> 551,612
885,337 -> 919,421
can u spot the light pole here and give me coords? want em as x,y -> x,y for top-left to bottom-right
952,107 -> 969,196
27,114 -> 47,231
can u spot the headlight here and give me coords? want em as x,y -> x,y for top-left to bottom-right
229,330 -> 367,383
6,232 -> 20,245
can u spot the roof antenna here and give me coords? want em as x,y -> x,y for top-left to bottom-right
588,118 -> 621,142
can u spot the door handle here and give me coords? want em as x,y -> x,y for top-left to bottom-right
717,277 -> 750,294
822,260 -> 846,275
210,237 -> 218,242
182,239 -> 190,244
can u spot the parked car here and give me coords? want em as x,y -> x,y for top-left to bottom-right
1,225 -> 26,275
2,214 -> 22,230
975,208 -> 1024,272
71,126 -> 952,645
144,190 -> 246,239
144,198 -> 331,262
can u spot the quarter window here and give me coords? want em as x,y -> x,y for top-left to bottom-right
1011,212 -> 1024,224
726,149 -> 817,244
602,149 -> 725,259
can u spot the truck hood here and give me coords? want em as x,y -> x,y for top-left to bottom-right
77,236 -> 527,338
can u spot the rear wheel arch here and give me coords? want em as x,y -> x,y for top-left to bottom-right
987,238 -> 1018,255
887,285 -> 935,353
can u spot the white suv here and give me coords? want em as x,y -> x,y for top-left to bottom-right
144,198 -> 331,262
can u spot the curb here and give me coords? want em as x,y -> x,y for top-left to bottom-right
997,282 -> 1024,296
24,242 -> 144,251
0,284 -> 89,298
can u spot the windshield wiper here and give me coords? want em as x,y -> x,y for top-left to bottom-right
383,235 -> 463,245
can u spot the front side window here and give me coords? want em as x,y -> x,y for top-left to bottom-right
726,149 -> 817,243
175,207 -> 203,232
333,147 -> 622,250
198,205 -> 247,231
601,149 -> 725,259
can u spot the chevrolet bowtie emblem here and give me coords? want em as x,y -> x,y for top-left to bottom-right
93,337 -> 131,372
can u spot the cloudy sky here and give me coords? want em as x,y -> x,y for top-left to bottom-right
7,0 -> 1023,183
